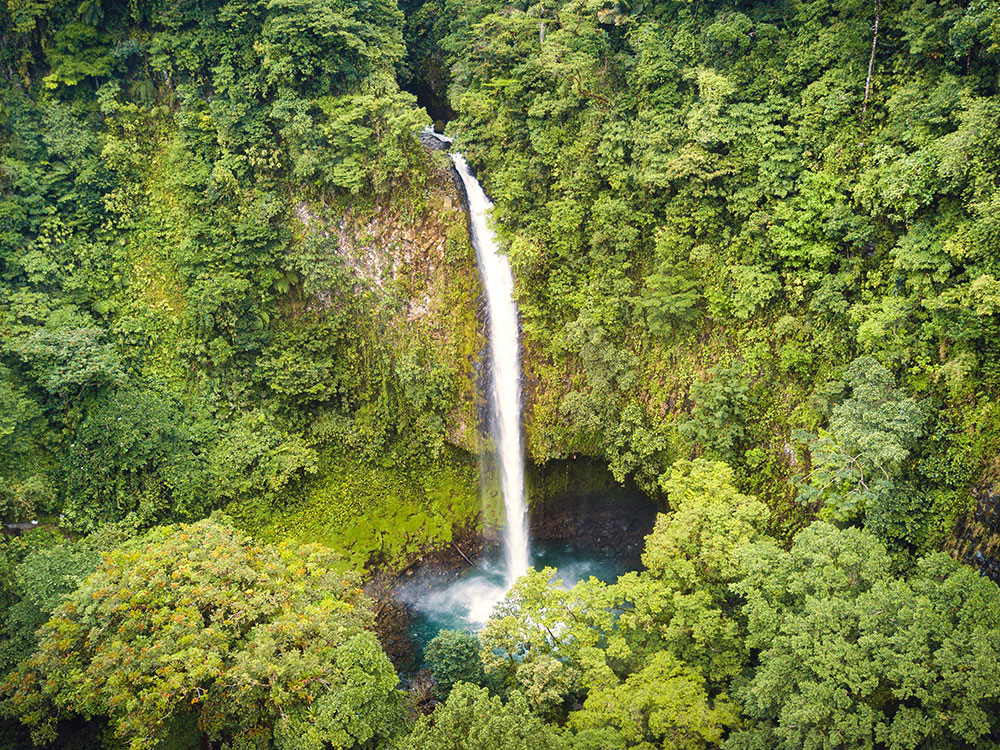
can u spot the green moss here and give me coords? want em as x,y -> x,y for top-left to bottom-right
226,447 -> 480,572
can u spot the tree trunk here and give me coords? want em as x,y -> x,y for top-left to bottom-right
862,1 -> 881,118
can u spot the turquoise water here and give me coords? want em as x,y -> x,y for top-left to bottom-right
400,540 -> 633,664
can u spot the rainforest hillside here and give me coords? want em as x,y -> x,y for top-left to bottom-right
2,0 -> 1000,749
415,0 -> 1000,556
0,0 -> 492,565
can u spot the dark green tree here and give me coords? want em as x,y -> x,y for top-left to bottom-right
730,522 -> 1000,750
797,356 -> 926,537
423,629 -> 487,699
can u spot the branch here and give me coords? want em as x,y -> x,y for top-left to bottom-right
451,542 -> 478,569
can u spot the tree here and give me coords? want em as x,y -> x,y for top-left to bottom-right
479,569 -> 608,720
423,629 -> 486,700
680,363 -> 750,463
1,517 -> 403,750
638,227 -> 704,338
42,23 -> 113,90
796,356 -> 926,532
616,459 -> 770,682
9,326 -> 121,402
569,651 -> 739,750
729,522 -> 1000,750
0,537 -> 99,674
548,460 -> 765,748
58,386 -> 209,530
261,0 -> 405,97
399,682 -> 566,750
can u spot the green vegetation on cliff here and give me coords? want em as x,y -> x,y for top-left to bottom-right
422,0 -> 1000,556
0,0 -> 483,563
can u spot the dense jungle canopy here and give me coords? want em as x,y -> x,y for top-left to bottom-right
2,0 -> 1000,748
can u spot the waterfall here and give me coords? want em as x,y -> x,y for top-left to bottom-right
451,153 -> 530,586
426,130 -> 529,586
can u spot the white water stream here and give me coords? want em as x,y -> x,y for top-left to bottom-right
450,153 -> 530,586
424,129 -> 529,602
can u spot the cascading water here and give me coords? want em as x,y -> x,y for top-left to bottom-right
449,153 -> 530,586
400,132 -> 654,640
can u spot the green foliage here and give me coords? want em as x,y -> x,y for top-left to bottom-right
225,448 -> 479,571
569,651 -> 739,750
0,528 -> 64,615
796,356 -> 927,544
42,23 -> 113,89
0,0 -> 463,546
209,411 -> 318,503
617,459 -> 770,682
730,522 -> 1000,750
680,363 -> 750,463
638,260 -> 702,339
423,629 -> 486,699
3,3 -> 1000,747
480,568 -> 606,719
399,682 -> 566,750
431,0 -> 1000,556
60,386 -> 209,530
637,227 -> 704,339
0,516 -> 404,750
0,537 -> 99,674
297,91 -> 430,194
8,327 -> 121,401
260,0 -> 405,97
473,467 -> 1000,750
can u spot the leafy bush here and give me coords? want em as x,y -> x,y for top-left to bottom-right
400,682 -> 564,750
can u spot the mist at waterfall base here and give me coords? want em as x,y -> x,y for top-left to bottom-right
398,541 -> 632,660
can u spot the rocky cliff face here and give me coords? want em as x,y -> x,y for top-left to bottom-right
293,145 -> 485,455
951,486 -> 1000,582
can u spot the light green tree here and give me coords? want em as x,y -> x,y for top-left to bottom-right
398,682 -> 566,750
616,459 -> 770,681
1,517 -> 403,750
680,364 -> 750,463
0,538 -> 99,675
479,568 -> 610,719
569,651 -> 739,750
